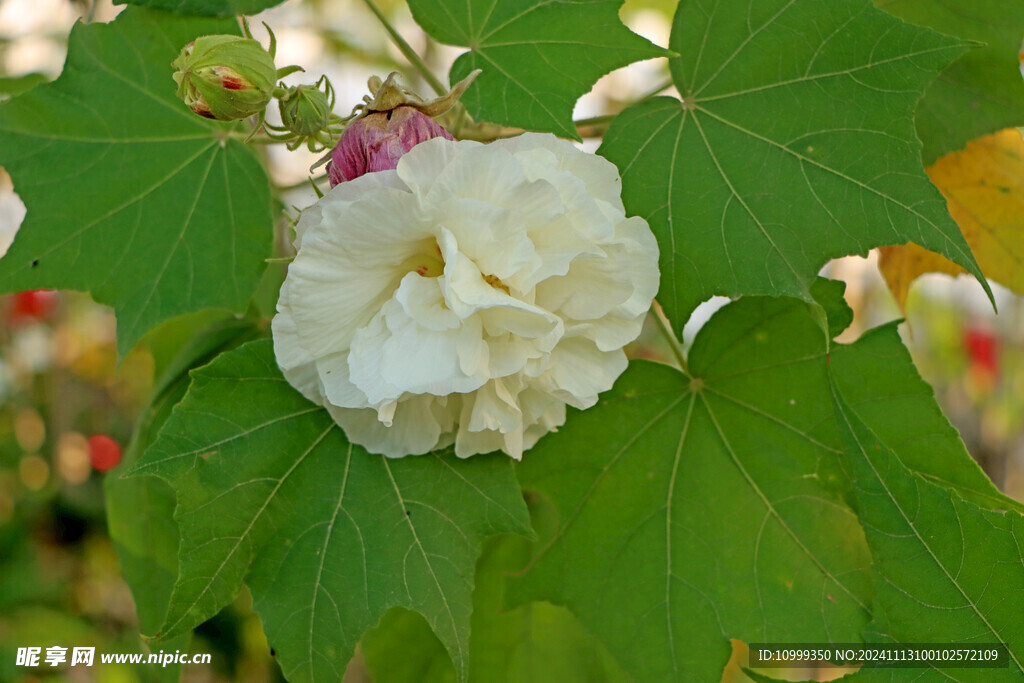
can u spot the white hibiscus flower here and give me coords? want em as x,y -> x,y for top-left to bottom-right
273,133 -> 659,458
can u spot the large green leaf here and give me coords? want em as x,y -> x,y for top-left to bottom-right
831,327 -> 1023,513
362,531 -> 631,682
598,0 -> 987,333
130,339 -> 532,682
107,314 -> 260,630
116,0 -> 288,17
512,297 -> 874,681
463,532 -> 631,682
106,314 -> 259,681
0,8 -> 272,356
511,290 -> 1017,681
876,0 -> 1024,164
407,0 -> 670,139
831,380 -> 1024,680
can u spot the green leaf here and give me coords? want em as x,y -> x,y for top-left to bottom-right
466,532 -> 632,682
105,470 -> 190,683
130,339 -> 532,682
107,314 -> 259,681
875,0 -> 1024,164
512,290 -> 1017,681
810,277 -> 854,340
831,325 -> 1024,514
0,8 -> 273,357
0,73 -> 47,99
362,532 -> 631,683
830,378 -> 1024,679
106,473 -> 179,637
116,0 -> 288,17
362,608 -> 457,683
407,0 -> 670,139
598,0 -> 988,333
512,296 -> 874,681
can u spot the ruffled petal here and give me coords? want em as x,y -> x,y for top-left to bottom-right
293,169 -> 407,248
541,336 -> 628,410
271,292 -> 323,404
284,189 -> 430,358
348,280 -> 488,403
273,133 -> 658,460
328,393 -> 457,457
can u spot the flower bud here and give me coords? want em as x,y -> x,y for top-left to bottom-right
278,84 -> 332,137
322,70 -> 481,185
172,35 -> 276,121
327,106 -> 454,187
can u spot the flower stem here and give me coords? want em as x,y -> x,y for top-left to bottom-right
573,113 -> 616,128
651,301 -> 690,377
359,0 -> 447,96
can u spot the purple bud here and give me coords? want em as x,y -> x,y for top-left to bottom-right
327,106 -> 453,187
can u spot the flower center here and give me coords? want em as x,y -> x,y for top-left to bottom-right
482,273 -> 510,295
402,239 -> 445,278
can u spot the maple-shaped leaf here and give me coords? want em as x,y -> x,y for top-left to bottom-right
879,128 -> 1024,314
511,286 -> 1018,681
0,8 -> 272,356
361,533 -> 631,683
407,0 -> 671,139
599,0 -> 989,334
130,339 -> 532,682
875,0 -> 1024,164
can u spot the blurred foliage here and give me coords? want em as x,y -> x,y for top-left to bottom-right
0,292 -> 285,681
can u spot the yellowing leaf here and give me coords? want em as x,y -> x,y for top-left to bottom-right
880,128 -> 1024,313
878,243 -> 965,314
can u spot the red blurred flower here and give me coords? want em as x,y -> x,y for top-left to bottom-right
88,435 -> 122,472
8,289 -> 57,321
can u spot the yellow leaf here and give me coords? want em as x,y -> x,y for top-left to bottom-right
879,128 -> 1024,314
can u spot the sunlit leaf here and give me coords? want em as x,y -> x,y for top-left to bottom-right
0,8 -> 272,356
599,0 -> 987,333
407,0 -> 670,138
130,339 -> 532,682
879,128 -> 1024,313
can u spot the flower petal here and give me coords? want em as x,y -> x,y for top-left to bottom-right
541,336 -> 628,409
348,279 -> 489,403
273,132 -> 658,460
328,393 -> 457,457
284,189 -> 430,358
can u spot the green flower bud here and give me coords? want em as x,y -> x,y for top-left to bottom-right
278,84 -> 332,137
172,35 -> 276,121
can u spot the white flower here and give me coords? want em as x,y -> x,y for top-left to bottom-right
272,133 -> 659,459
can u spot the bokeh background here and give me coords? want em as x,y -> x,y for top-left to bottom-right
1,0 -> 1021,680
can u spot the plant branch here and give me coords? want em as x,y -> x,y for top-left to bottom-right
359,0 -> 447,96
